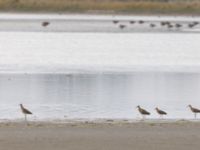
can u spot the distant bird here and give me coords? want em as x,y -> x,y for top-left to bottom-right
150,23 -> 156,28
188,105 -> 200,119
20,104 -> 32,122
193,21 -> 199,25
136,105 -> 150,119
188,23 -> 195,28
42,21 -> 50,27
138,20 -> 144,24
113,20 -> 119,24
167,24 -> 173,29
161,21 -> 170,26
129,21 -> 135,24
192,21 -> 199,26
160,21 -> 167,26
155,107 -> 167,118
119,24 -> 126,29
175,23 -> 182,28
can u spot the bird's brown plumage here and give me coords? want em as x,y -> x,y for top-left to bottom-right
113,20 -> 119,24
20,104 -> 32,115
42,21 -> 50,27
155,107 -> 167,115
188,105 -> 200,113
150,23 -> 156,28
138,20 -> 144,24
129,21 -> 135,24
119,24 -> 126,29
137,106 -> 150,115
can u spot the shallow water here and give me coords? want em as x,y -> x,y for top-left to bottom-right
0,73 -> 199,120
0,14 -> 200,120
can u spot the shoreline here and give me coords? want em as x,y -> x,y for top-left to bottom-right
1,118 -> 200,124
0,11 -> 200,17
1,119 -> 200,150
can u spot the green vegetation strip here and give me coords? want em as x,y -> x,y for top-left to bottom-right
0,0 -> 200,15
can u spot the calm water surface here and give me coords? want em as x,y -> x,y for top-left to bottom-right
0,15 -> 200,120
0,73 -> 200,120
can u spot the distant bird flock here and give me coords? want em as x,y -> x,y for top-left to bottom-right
112,19 -> 200,31
136,105 -> 200,119
39,19 -> 199,31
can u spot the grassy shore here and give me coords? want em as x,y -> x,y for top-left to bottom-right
1,0 -> 200,15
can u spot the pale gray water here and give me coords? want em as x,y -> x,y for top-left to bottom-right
0,14 -> 200,120
0,14 -> 199,33
0,73 -> 199,120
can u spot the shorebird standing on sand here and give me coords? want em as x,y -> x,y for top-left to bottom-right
136,105 -> 150,119
20,104 -> 33,122
188,105 -> 200,119
155,107 -> 167,118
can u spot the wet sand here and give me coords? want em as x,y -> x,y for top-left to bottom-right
1,120 -> 200,150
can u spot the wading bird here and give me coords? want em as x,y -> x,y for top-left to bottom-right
188,23 -> 195,28
167,24 -> 173,29
129,21 -> 135,24
136,105 -> 150,119
20,104 -> 32,122
155,107 -> 167,118
175,23 -> 182,28
160,21 -> 167,26
42,21 -> 50,27
113,20 -> 119,24
150,23 -> 156,28
193,21 -> 199,25
119,24 -> 126,29
138,20 -> 144,24
188,105 -> 200,119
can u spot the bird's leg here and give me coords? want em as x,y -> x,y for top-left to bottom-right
142,115 -> 145,120
195,113 -> 196,119
25,114 -> 29,126
25,114 -> 27,122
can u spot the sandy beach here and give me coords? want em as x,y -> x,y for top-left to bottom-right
0,120 -> 200,150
